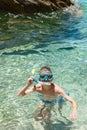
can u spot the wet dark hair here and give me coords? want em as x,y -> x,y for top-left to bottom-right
39,66 -> 52,73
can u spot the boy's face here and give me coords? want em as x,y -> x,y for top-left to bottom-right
39,69 -> 53,82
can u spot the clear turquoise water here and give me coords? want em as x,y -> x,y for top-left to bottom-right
0,0 -> 87,130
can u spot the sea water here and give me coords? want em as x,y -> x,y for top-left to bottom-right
0,0 -> 87,130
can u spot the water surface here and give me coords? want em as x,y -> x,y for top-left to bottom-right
0,0 -> 87,130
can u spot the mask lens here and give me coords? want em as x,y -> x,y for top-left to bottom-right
48,75 -> 53,79
39,72 -> 53,81
40,75 -> 45,79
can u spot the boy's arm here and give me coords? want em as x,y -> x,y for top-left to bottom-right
25,86 -> 35,95
57,86 -> 78,120
17,76 -> 34,96
63,93 -> 78,120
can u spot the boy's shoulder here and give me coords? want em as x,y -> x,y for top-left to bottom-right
53,83 -> 60,88
53,83 -> 63,92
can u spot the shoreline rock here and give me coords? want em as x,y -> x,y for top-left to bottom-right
0,0 -> 83,16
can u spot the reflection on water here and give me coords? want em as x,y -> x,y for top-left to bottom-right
0,3 -> 87,130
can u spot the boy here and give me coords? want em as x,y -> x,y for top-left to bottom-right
17,66 -> 77,123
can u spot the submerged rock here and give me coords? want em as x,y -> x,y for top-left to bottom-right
0,0 -> 83,16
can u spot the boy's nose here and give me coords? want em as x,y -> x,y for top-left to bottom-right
44,76 -> 48,81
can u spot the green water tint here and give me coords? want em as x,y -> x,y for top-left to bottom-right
0,2 -> 87,129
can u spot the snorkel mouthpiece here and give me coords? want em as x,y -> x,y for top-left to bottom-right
40,81 -> 51,86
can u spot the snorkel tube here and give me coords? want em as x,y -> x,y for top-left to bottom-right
32,69 -> 51,85
32,69 -> 39,83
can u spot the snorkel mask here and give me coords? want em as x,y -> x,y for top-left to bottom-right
39,72 -> 53,82
32,69 -> 53,85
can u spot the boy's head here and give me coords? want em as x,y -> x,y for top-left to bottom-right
39,66 -> 53,82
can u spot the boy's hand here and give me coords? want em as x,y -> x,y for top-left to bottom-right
17,76 -> 34,96
70,110 -> 77,120
27,76 -> 34,84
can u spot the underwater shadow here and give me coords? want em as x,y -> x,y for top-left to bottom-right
2,44 -> 51,55
2,45 -> 76,56
2,49 -> 39,55
44,117 -> 75,130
